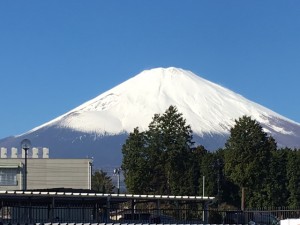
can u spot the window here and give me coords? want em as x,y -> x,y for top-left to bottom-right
0,168 -> 18,186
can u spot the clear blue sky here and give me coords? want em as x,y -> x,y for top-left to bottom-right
0,1 -> 299,139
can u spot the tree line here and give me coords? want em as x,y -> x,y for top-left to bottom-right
120,105 -> 300,209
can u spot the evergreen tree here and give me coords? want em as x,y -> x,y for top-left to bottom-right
265,147 -> 289,207
198,151 -> 217,197
287,149 -> 300,208
145,113 -> 168,194
217,149 -> 240,208
153,106 -> 194,195
122,127 -> 151,194
122,106 -> 195,195
91,169 -> 115,193
191,145 -> 208,196
224,116 -> 273,208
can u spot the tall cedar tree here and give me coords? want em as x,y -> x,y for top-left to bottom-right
121,128 -> 152,194
224,116 -> 274,208
122,106 -> 195,195
154,106 -> 194,195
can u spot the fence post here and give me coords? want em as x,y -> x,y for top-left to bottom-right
241,187 -> 245,211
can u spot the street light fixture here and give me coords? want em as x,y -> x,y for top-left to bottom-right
113,168 -> 121,194
21,139 -> 31,191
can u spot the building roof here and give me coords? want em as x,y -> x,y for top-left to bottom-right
0,189 -> 215,206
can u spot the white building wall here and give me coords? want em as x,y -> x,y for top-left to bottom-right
28,158 -> 91,189
0,158 -> 92,191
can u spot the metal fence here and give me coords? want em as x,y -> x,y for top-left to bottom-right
1,205 -> 300,224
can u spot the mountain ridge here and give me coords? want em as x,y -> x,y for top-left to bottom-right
21,67 -> 299,135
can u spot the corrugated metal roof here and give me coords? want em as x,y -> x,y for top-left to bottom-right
0,190 -> 215,201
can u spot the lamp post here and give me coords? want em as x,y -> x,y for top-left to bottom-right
89,157 -> 94,190
21,139 -> 31,191
113,168 -> 121,194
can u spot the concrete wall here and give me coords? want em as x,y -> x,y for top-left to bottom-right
0,158 -> 92,191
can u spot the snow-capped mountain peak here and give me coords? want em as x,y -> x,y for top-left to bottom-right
3,67 -> 300,167
29,67 -> 297,137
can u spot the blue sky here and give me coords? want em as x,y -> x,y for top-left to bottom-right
0,1 -> 299,139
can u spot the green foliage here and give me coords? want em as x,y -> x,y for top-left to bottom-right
198,151 -> 218,197
224,116 -> 275,208
122,105 -> 196,195
91,169 -> 115,193
122,119 -> 163,194
122,111 -> 300,209
121,127 -> 152,194
287,149 -> 300,208
265,147 -> 289,207
191,145 -> 208,195
214,149 -> 240,207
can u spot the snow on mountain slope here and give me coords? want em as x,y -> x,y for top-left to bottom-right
24,67 -> 298,137
1,67 -> 300,167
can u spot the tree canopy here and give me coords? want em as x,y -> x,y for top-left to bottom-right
122,105 -> 196,195
121,110 -> 300,209
224,115 -> 277,207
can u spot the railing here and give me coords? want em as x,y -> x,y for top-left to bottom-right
1,205 -> 300,224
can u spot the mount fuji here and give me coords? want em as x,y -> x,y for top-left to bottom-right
1,67 -> 300,168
